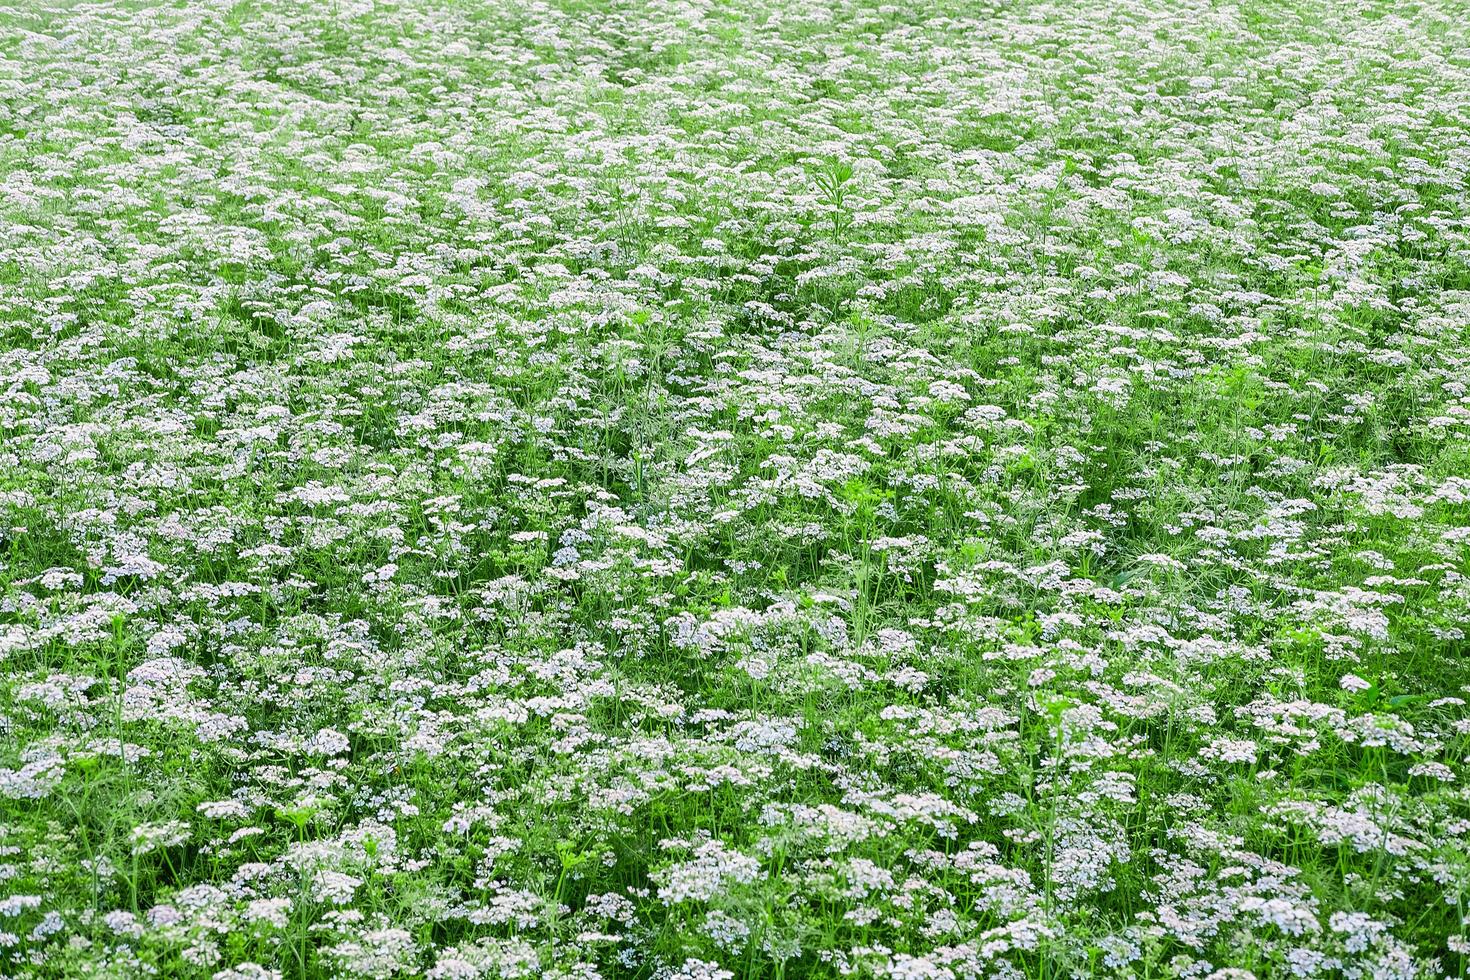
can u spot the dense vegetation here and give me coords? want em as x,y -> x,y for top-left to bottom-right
3,0 -> 1470,976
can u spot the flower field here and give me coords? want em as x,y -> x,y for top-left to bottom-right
3,0 -> 1470,976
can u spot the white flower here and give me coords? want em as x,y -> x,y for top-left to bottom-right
103,910 -> 143,938
1200,739 -> 1259,765
243,898 -> 292,929
669,959 -> 734,980
657,841 -> 760,904
303,728 -> 351,757
311,869 -> 363,905
214,965 -> 284,980
197,799 -> 250,820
